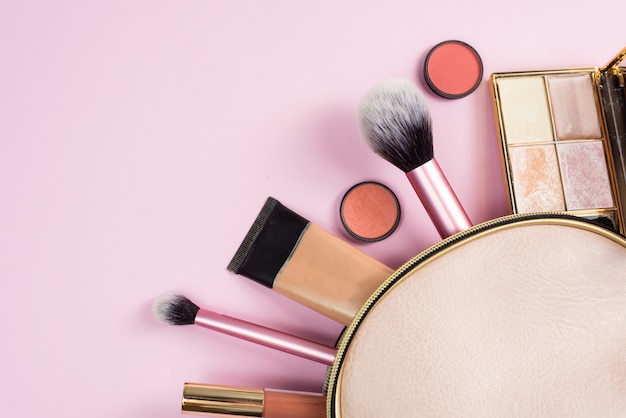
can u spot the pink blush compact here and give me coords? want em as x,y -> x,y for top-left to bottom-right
340,181 -> 401,242
424,40 -> 483,99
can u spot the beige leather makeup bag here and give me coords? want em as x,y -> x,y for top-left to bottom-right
325,214 -> 626,417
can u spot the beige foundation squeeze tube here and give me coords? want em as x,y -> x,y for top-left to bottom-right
182,383 -> 326,417
227,197 -> 393,326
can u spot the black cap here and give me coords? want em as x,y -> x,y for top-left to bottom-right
227,197 -> 309,288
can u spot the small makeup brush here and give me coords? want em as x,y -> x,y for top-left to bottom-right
358,78 -> 473,238
152,293 -> 337,365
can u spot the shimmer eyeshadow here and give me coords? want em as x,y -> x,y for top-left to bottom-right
497,77 -> 554,144
508,145 -> 565,212
547,74 -> 602,140
557,141 -> 613,210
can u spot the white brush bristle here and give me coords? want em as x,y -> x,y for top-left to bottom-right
152,293 -> 175,323
358,78 -> 433,172
152,293 -> 199,325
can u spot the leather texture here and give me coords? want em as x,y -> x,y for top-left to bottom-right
336,223 -> 626,417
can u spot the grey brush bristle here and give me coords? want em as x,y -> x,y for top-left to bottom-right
152,293 -> 200,325
358,78 -> 434,172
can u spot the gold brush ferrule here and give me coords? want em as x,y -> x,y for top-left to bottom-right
600,46 -> 626,74
182,383 -> 264,417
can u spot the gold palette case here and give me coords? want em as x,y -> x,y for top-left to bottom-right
489,47 -> 626,234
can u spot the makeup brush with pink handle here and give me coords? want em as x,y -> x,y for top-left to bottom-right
358,78 -> 473,238
152,293 -> 337,365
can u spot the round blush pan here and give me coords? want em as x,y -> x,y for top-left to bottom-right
424,40 -> 483,99
340,181 -> 401,242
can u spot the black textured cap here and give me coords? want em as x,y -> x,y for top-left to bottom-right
227,197 -> 309,288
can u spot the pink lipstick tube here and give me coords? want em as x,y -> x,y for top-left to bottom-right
194,309 -> 337,365
406,159 -> 472,238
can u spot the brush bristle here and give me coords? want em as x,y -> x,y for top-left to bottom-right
152,293 -> 200,325
358,78 -> 433,172
226,197 -> 278,273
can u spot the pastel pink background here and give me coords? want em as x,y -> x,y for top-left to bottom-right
1,1 -> 624,416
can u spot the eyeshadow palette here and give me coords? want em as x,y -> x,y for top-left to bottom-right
490,48 -> 626,234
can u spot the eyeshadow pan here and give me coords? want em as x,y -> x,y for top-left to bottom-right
557,141 -> 614,210
497,77 -> 554,144
508,145 -> 565,212
547,74 -> 602,140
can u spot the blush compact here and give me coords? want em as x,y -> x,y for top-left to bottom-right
339,181 -> 401,242
423,40 -> 483,99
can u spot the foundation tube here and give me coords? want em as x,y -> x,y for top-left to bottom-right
182,383 -> 326,418
227,197 -> 393,325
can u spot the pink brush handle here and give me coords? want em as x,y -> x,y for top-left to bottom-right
406,159 -> 472,238
194,309 -> 337,365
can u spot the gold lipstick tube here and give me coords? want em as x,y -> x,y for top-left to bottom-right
182,383 -> 326,418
